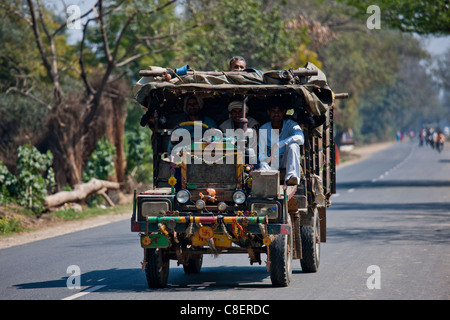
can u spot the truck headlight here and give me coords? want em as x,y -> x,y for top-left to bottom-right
176,189 -> 190,204
232,190 -> 246,204
217,201 -> 227,212
141,201 -> 170,217
250,202 -> 279,219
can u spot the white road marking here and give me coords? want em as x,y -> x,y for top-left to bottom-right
62,285 -> 106,300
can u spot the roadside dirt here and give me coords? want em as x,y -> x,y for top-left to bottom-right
0,141 -> 394,250
337,141 -> 394,168
0,208 -> 131,250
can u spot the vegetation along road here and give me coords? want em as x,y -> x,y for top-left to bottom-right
1,140 -> 449,301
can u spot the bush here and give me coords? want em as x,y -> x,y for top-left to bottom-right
125,129 -> 153,184
82,137 -> 116,182
16,144 -> 55,214
0,161 -> 17,204
0,144 -> 54,215
0,215 -> 25,234
82,137 -> 116,207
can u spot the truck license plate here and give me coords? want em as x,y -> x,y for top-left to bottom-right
192,234 -> 232,247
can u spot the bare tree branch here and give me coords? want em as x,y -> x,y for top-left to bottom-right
0,3 -> 32,27
79,18 -> 96,96
51,1 -> 98,37
27,0 -> 64,104
94,1 -> 112,63
137,23 -> 199,42
6,87 -> 52,110
26,0 -> 52,80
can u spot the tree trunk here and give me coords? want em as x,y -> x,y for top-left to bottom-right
36,80 -> 129,191
44,178 -> 120,208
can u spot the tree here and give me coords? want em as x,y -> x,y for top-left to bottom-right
340,0 -> 450,35
434,48 -> 450,120
1,0 -> 193,190
177,0 -> 310,70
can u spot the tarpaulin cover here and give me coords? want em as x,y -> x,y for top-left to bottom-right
134,62 -> 333,116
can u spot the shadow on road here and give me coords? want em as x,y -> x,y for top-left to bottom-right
328,202 -> 450,245
336,179 -> 450,189
13,265 -> 283,293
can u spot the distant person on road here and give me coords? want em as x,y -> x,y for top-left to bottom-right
419,128 -> 425,146
436,130 -> 445,153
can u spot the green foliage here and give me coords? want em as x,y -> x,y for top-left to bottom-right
357,58 -> 445,143
340,0 -> 450,35
0,145 -> 55,214
50,203 -> 132,222
15,145 -> 55,214
83,137 -> 116,182
0,215 -> 25,235
0,162 -> 17,204
179,0 -> 307,70
320,28 -> 433,140
125,128 -> 153,183
1,0 -> 448,193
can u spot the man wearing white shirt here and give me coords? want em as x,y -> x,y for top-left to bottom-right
258,105 -> 304,185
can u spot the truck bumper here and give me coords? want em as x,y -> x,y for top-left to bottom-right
131,215 -> 291,235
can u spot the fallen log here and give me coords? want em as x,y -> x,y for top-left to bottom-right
45,178 -> 120,209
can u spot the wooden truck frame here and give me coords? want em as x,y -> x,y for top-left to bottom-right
131,64 -> 347,287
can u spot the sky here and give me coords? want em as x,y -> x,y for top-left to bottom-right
421,35 -> 450,56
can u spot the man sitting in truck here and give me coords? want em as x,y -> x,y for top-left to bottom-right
219,100 -> 259,132
168,94 -> 217,154
258,104 -> 304,185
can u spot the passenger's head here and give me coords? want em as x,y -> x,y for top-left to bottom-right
183,95 -> 203,116
228,56 -> 246,71
267,105 -> 287,122
228,100 -> 248,123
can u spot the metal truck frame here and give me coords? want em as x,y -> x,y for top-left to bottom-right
131,64 -> 347,287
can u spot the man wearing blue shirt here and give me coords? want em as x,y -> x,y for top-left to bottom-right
258,105 -> 304,185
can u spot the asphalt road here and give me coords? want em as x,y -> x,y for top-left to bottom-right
1,140 -> 449,302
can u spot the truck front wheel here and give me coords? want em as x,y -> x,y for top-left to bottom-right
269,234 -> 293,287
144,248 -> 170,288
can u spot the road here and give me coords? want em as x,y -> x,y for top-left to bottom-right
1,140 -> 449,302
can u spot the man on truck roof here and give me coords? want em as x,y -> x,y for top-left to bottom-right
229,56 -> 246,71
258,104 -> 304,186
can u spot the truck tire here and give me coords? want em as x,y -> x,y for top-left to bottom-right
183,255 -> 203,274
269,234 -> 293,287
145,248 -> 170,288
300,207 -> 320,273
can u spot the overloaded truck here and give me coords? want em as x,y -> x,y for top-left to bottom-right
131,64 -> 347,287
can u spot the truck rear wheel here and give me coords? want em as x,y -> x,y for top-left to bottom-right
183,255 -> 203,274
269,234 -> 293,287
144,248 -> 170,288
300,207 -> 320,272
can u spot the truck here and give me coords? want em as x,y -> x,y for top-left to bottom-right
131,64 -> 347,288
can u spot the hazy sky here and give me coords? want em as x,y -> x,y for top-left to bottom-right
422,36 -> 450,56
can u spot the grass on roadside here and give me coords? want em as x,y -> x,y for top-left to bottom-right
49,203 -> 132,221
1,203 -> 132,236
0,215 -> 27,235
